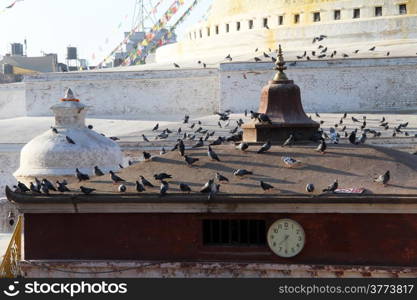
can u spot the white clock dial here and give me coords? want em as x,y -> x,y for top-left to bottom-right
267,219 -> 305,258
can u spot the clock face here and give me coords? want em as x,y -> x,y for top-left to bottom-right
267,219 -> 305,258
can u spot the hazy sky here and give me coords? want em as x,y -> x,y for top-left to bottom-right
0,0 -> 212,65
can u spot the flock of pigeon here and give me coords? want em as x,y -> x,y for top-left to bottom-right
171,34 -> 410,69
12,109 -> 406,199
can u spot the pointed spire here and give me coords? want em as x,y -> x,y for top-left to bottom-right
64,88 -> 75,99
273,44 -> 289,81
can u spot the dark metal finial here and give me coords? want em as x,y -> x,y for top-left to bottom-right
273,44 -> 288,81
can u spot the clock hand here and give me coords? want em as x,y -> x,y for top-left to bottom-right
278,234 -> 289,245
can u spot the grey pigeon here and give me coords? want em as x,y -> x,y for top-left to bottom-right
236,142 -> 249,151
215,172 -> 229,183
160,147 -> 166,155
260,181 -> 274,191
140,175 -> 154,188
192,137 -> 204,148
357,133 -> 367,144
34,177 -> 42,192
17,181 -> 30,193
208,184 -> 220,201
257,141 -> 271,153
142,134 -> 150,142
179,183 -> 192,193
80,186 -> 95,195
183,115 -> 189,124
152,123 -> 159,131
233,169 -> 253,177
351,116 -> 360,122
154,173 -> 172,181
66,136 -> 76,144
30,182 -> 40,193
40,183 -> 50,195
160,181 -> 169,196
110,170 -> 126,183
316,140 -> 327,153
200,179 -> 214,193
184,155 -> 199,166
348,131 -> 357,145
42,178 -> 57,191
56,180 -> 70,193
76,168 -> 90,181
94,166 -> 104,176
207,146 -> 220,161
118,184 -> 127,192
306,183 -> 315,193
178,139 -> 185,156
374,171 -> 390,186
143,151 -> 152,161
136,181 -> 146,192
322,180 -> 338,192
51,127 -> 58,134
257,113 -> 272,124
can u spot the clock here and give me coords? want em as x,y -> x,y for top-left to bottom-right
267,219 -> 305,258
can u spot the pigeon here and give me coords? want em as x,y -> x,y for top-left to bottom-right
200,179 -> 214,193
87,125 -> 93,129
34,177 -> 42,192
178,139 -> 185,156
139,176 -> 154,188
208,183 -> 220,201
281,156 -> 301,168
119,164 -> 124,169
343,112 -> 347,119
260,181 -> 274,191
184,155 -> 199,166
30,182 -> 40,193
229,126 -> 239,134
348,131 -> 357,145
154,173 -> 172,181
225,54 -> 232,61
118,184 -> 127,192
179,183 -> 192,193
233,169 -> 253,177
143,151 -> 152,161
192,137 -> 204,148
207,146 -> 220,161
94,166 -> 105,176
76,168 -> 90,182
110,137 -> 120,141
316,139 -> 327,154
257,113 -> 272,124
322,180 -> 338,192
66,136 -> 76,144
17,181 -> 30,193
254,57 -> 261,62
80,186 -> 95,195
351,116 -> 360,122
369,46 -> 376,51
282,134 -> 294,147
257,140 -> 271,153
160,147 -> 166,155
183,115 -> 190,124
236,142 -> 249,151
42,178 -> 56,191
136,181 -> 146,192
159,180 -> 169,196
357,133 -> 367,144
374,171 -> 390,186
152,123 -> 159,131
110,170 -> 126,183
315,112 -> 321,118
353,50 -> 359,54
40,184 -> 50,195
173,63 -> 180,68
215,172 -> 229,183
56,180 -> 70,193
306,183 -> 315,193
51,127 -> 58,134
399,122 -> 409,129
142,134 -> 150,142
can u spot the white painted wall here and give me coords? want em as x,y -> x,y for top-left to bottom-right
24,69 -> 219,117
219,57 -> 417,113
0,83 -> 26,119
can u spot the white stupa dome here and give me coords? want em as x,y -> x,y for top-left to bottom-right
14,88 -> 123,179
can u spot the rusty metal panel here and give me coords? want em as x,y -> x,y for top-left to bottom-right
24,213 -> 417,267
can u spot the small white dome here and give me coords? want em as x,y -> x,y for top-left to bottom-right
14,88 -> 124,178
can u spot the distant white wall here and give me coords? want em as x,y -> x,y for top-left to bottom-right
0,83 -> 26,119
24,69 -> 220,117
219,57 -> 417,113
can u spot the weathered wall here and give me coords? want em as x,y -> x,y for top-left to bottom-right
0,83 -> 26,119
24,69 -> 219,117
219,57 -> 417,113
